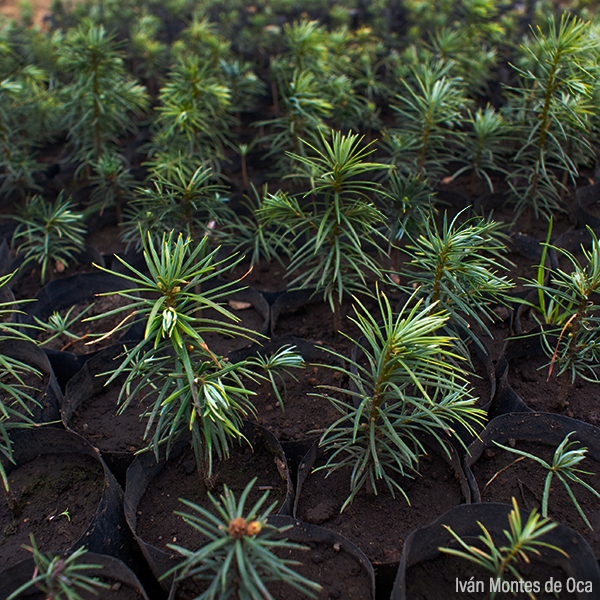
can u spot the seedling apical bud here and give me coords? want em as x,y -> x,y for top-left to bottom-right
162,306 -> 177,334
228,517 -> 247,539
246,520 -> 262,536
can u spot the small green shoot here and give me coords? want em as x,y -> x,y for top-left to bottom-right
258,129 -> 390,332
492,432 -> 600,530
34,304 -> 95,347
439,498 -> 568,600
6,534 -> 109,600
398,209 -> 514,354
0,271 -> 42,493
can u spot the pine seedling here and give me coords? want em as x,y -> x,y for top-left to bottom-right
258,130 -> 390,332
278,19 -> 328,72
454,0 -> 507,47
93,231 -> 303,477
171,14 -> 231,67
223,183 -> 290,268
0,271 -> 41,493
88,152 -> 137,222
525,226 -> 600,384
325,74 -> 370,132
0,144 -> 43,199
428,27 -> 498,96
402,0 -> 453,42
57,19 -> 150,171
0,42 -> 59,142
0,62 -> 56,197
386,59 -> 467,184
128,10 -> 169,95
162,478 -> 321,600
219,58 -> 266,115
506,12 -> 598,217
228,137 -> 259,192
6,535 -> 109,600
449,105 -> 509,192
402,0 -> 506,47
315,290 -> 484,511
398,210 -> 514,353
151,54 -> 233,166
11,192 -> 87,285
493,432 -> 600,530
379,171 -> 433,250
328,26 -> 376,79
34,303 -> 95,347
327,4 -> 350,27
256,68 -> 332,174
439,498 -> 568,600
141,147 -> 199,183
121,159 -> 229,251
355,53 -> 391,105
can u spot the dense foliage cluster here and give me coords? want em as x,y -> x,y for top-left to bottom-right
2,0 -> 600,595
1,0 -> 599,221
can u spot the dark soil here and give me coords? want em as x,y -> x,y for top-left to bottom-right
69,376 -> 148,454
226,257 -> 289,293
262,537 -> 373,600
470,440 -> 600,558
506,352 -> 600,427
135,443 -> 289,556
295,450 -> 466,566
12,260 -> 98,301
0,453 -> 104,570
246,356 -> 346,443
200,304 -> 266,356
271,288 -> 380,355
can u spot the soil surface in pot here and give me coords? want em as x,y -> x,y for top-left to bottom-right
471,440 -> 600,558
69,376 -> 148,454
405,550 -> 580,600
199,304 -> 265,356
507,352 -> 600,427
135,443 -> 289,555
235,255 -> 391,356
12,261 -> 98,301
172,535 -> 372,600
269,537 -> 372,600
271,292 -> 376,356
0,453 -> 104,569
226,258 -> 288,294
296,451 -> 465,565
37,293 -> 136,354
246,357 -> 346,443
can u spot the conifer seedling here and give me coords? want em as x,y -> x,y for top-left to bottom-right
162,478 -> 322,600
